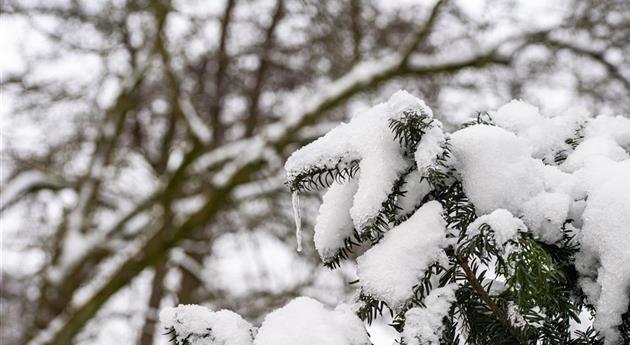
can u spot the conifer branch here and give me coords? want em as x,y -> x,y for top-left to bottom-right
455,254 -> 527,345
287,159 -> 360,193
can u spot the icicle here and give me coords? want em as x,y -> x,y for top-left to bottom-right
292,191 -> 303,252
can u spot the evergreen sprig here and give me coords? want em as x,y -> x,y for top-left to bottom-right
287,158 -> 359,192
448,212 -> 605,344
360,166 -> 414,241
356,292 -> 391,325
164,326 -> 213,345
504,236 -> 581,342
453,284 -> 518,345
571,326 -> 604,345
322,229 -> 362,269
440,304 -> 463,345
434,180 -> 477,232
391,261 -> 454,333
423,140 -> 456,190
553,121 -> 586,164
389,108 -> 435,154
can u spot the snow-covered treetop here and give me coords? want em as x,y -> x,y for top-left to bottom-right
163,91 -> 630,345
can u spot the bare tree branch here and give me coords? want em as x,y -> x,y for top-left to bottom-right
244,0 -> 285,136
209,0 -> 237,142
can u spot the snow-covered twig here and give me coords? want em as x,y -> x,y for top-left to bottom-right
0,170 -> 64,212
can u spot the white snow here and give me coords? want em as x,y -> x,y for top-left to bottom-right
582,115 -> 630,149
414,125 -> 446,174
492,99 -> 586,161
450,123 -> 576,244
402,284 -> 458,345
160,304 -> 255,345
466,209 -> 525,246
573,158 -> 630,344
538,164 -> 579,198
356,201 -> 448,308
450,124 -> 545,215
254,297 -> 370,345
395,170 -> 432,217
314,179 -> 359,261
521,192 -> 571,243
562,136 -> 628,173
561,115 -> 630,173
386,89 -> 434,120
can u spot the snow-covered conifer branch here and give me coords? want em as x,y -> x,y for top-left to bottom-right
286,91 -> 443,268
160,298 -> 370,345
282,92 -> 630,344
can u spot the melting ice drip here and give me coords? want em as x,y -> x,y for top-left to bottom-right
292,191 -> 302,252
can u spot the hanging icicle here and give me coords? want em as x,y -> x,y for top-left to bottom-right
292,191 -> 303,252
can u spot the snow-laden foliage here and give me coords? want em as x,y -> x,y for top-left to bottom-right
160,305 -> 255,345
402,283 -> 458,345
466,209 -> 525,247
161,298 -> 369,345
356,201 -> 448,309
313,179 -> 359,261
163,91 -> 630,345
286,90 -> 440,267
285,91 -> 432,234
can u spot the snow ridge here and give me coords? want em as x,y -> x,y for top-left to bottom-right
357,201 -> 448,308
402,284 -> 458,345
